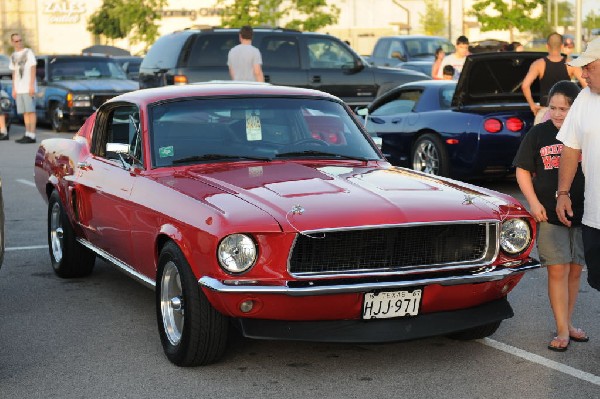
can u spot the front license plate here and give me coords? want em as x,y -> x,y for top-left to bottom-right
362,289 -> 422,319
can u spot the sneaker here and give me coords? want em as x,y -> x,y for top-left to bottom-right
0,133 -> 8,141
15,135 -> 36,144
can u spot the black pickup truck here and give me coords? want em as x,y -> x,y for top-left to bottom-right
6,55 -> 138,132
139,28 -> 430,107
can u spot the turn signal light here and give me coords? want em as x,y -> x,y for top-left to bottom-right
66,92 -> 73,108
506,117 -> 524,132
174,75 -> 188,85
484,118 -> 502,133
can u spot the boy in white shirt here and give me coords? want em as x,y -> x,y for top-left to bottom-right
9,33 -> 37,144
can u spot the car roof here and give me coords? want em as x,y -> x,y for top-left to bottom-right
111,82 -> 341,106
378,35 -> 450,40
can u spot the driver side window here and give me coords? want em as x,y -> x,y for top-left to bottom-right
307,38 -> 354,69
103,105 -> 142,166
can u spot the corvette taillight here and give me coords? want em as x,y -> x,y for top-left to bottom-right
484,118 -> 502,133
506,117 -> 524,132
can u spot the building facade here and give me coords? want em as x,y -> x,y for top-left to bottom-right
0,0 -> 532,57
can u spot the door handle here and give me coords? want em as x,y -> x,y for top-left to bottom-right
311,75 -> 321,83
392,118 -> 403,124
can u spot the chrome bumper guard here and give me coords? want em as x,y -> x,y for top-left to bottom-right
199,259 -> 540,297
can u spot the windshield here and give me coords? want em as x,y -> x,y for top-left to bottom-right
150,97 -> 381,168
405,38 -> 454,58
49,58 -> 128,81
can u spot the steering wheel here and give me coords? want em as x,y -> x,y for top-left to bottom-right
292,138 -> 329,147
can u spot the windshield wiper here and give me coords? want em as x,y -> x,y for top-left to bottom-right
172,153 -> 272,164
275,150 -> 371,161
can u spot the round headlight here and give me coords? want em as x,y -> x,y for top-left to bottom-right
500,218 -> 531,255
217,234 -> 257,274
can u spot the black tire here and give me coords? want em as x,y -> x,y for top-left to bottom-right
47,190 -> 95,278
411,133 -> 450,177
447,321 -> 502,340
156,241 -> 229,367
50,103 -> 69,132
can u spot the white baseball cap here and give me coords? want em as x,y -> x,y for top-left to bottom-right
569,37 -> 600,67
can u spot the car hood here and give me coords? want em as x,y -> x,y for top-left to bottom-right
49,79 -> 139,92
161,162 -> 521,233
452,51 -> 542,108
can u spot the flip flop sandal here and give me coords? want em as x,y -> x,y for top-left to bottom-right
548,337 -> 569,352
569,328 -> 590,342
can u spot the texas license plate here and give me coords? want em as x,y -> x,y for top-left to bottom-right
362,289 -> 422,319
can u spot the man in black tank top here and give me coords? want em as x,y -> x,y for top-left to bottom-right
522,32 -> 587,124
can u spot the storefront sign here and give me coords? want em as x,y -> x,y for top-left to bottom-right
43,1 -> 87,24
161,8 -> 224,20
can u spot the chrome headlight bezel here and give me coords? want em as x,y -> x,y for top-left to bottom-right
500,218 -> 532,255
217,234 -> 258,274
0,97 -> 11,112
72,94 -> 91,107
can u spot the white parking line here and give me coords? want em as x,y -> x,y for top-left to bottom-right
16,179 -> 36,187
5,245 -> 48,251
479,338 -> 600,386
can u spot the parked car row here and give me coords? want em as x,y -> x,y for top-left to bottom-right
138,27 -> 430,107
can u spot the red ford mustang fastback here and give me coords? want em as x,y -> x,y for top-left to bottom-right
34,83 -> 539,366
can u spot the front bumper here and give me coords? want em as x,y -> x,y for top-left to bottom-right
199,258 -> 540,296
234,297 -> 513,342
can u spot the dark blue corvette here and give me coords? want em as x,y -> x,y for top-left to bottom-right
359,52 -> 542,179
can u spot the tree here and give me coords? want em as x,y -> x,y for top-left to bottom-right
87,0 -> 167,49
218,0 -> 339,32
87,0 -> 127,41
470,0 -> 547,42
584,10 -> 599,36
420,0 -> 446,37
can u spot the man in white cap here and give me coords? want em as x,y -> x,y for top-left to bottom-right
556,37 -> 600,292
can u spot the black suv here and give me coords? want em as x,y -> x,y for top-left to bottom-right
139,28 -> 430,107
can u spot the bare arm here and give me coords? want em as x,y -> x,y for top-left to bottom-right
516,167 -> 547,222
556,145 -> 581,226
29,64 -> 36,96
569,65 -> 587,88
253,63 -> 264,83
522,59 -> 543,115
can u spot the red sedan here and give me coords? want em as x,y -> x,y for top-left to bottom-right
34,83 -> 539,366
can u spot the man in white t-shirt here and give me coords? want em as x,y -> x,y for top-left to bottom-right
556,37 -> 600,291
437,35 -> 469,80
8,33 -> 37,144
227,26 -> 264,82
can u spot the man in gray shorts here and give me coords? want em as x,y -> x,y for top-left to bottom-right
9,33 -> 37,144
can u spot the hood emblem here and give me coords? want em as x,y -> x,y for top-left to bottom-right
291,205 -> 305,215
463,194 -> 476,205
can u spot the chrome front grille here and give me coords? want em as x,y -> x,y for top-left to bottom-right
288,222 -> 497,276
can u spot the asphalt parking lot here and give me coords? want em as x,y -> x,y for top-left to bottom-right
1,123 -> 599,398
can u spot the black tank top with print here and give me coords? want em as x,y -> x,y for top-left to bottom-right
540,56 -> 570,106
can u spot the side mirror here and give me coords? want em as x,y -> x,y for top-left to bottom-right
356,108 -> 368,117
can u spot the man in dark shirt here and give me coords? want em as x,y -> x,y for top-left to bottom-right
522,32 -> 586,125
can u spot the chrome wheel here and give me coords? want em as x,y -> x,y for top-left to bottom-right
49,201 -> 64,263
160,261 -> 184,345
413,139 -> 441,175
